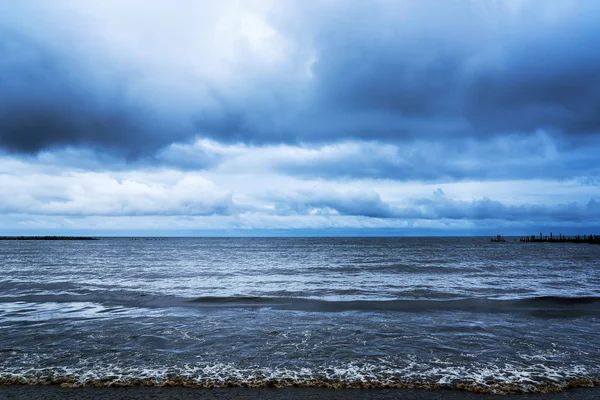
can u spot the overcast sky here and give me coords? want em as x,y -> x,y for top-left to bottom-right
1,0 -> 599,236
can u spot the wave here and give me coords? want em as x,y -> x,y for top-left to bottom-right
2,291 -> 600,315
0,363 -> 598,394
518,296 -> 600,306
305,264 -> 481,275
187,295 -> 600,314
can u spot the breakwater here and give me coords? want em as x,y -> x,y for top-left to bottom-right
520,232 -> 600,244
0,236 -> 98,240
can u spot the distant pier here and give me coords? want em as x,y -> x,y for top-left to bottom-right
519,232 -> 600,244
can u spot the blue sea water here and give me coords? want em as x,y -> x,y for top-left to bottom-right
0,237 -> 599,393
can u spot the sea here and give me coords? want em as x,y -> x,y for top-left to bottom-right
1,237 -> 599,394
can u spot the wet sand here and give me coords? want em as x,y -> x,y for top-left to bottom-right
1,386 -> 600,400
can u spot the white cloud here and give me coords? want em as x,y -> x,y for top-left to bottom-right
1,149 -> 598,233
0,165 -> 233,217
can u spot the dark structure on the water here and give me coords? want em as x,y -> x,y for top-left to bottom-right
0,236 -> 98,241
520,232 -> 600,244
491,234 -> 506,242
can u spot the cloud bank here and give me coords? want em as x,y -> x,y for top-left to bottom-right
0,0 -> 599,234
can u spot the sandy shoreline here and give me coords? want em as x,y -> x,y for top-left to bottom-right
2,386 -> 600,400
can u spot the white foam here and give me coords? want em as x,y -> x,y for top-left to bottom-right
1,353 -> 598,390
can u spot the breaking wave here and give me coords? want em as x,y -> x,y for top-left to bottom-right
1,362 -> 598,394
2,291 -> 600,315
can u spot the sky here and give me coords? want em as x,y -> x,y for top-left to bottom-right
0,0 -> 599,236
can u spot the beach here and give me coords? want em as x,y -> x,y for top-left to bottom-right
2,387 -> 600,400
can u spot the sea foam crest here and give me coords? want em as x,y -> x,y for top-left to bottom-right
1,359 -> 598,394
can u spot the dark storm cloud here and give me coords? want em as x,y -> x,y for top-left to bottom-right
192,1 -> 600,145
406,190 -> 600,223
271,189 -> 600,224
1,1 -> 600,158
270,135 -> 600,182
304,1 -> 600,142
464,40 -> 600,137
272,190 -> 396,218
0,29 -> 196,157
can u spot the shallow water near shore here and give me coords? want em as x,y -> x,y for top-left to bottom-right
1,237 -> 599,394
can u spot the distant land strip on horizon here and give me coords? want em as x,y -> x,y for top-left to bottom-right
1,235 -> 599,243
0,236 -> 98,241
